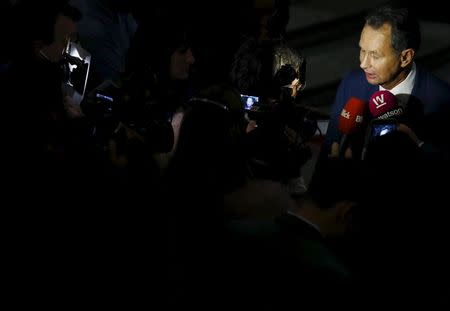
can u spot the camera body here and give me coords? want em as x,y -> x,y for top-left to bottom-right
240,93 -> 275,122
82,81 -> 174,153
61,41 -> 91,106
244,92 -> 315,179
83,81 -> 120,123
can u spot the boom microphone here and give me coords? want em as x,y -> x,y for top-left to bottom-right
369,90 -> 403,120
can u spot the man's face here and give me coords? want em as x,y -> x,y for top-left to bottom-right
359,23 -> 404,90
170,47 -> 195,80
40,13 -> 77,63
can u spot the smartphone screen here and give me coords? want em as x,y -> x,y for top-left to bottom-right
371,119 -> 397,137
95,92 -> 114,103
362,118 -> 398,160
240,94 -> 259,110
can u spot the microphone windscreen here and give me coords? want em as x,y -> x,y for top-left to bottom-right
369,90 -> 403,119
338,97 -> 366,135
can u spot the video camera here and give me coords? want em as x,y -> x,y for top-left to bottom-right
82,80 -> 174,153
61,40 -> 91,106
240,93 -> 276,121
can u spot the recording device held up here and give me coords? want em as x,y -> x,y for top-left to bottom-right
82,79 -> 175,153
231,38 -> 315,179
361,90 -> 403,159
61,40 -> 91,106
369,118 -> 398,138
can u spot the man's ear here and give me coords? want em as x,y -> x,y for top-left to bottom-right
400,48 -> 415,68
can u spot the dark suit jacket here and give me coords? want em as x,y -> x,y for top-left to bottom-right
272,213 -> 355,309
275,213 -> 350,278
325,66 -> 450,159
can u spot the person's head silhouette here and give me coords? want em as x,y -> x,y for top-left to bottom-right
246,96 -> 254,109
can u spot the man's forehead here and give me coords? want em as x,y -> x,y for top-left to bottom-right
360,24 -> 392,48
361,23 -> 392,39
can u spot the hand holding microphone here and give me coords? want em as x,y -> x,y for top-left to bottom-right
369,90 -> 422,146
362,90 -> 423,160
330,97 -> 366,158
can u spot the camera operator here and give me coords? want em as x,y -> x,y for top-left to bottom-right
82,13 -> 196,187
5,1 -> 97,189
231,38 -> 313,196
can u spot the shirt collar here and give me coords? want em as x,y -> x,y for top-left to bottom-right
380,62 -> 416,95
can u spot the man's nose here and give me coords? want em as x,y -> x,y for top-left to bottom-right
360,54 -> 369,69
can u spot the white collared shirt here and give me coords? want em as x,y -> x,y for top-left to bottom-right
380,62 -> 417,96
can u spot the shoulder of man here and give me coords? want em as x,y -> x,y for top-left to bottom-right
414,65 -> 450,106
340,68 -> 373,90
332,68 -> 375,109
416,65 -> 450,91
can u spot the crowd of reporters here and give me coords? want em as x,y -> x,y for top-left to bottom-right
1,0 -> 449,309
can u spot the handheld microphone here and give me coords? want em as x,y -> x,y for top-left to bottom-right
362,90 -> 403,160
337,97 -> 366,157
338,97 -> 366,134
369,90 -> 403,120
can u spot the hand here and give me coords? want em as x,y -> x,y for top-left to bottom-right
113,122 -> 146,144
330,142 -> 340,158
108,138 -> 128,168
329,142 -> 352,159
344,147 -> 353,159
246,120 -> 258,133
63,95 -> 84,119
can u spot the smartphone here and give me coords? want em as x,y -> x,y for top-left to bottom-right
361,118 -> 398,160
240,94 -> 259,111
370,118 -> 398,138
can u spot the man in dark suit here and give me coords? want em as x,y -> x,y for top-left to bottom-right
325,5 -> 450,160
271,158 -> 363,309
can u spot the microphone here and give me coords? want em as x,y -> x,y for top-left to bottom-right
337,97 -> 366,158
369,90 -> 403,120
362,90 -> 403,160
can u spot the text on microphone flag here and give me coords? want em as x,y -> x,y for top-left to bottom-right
372,93 -> 387,109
